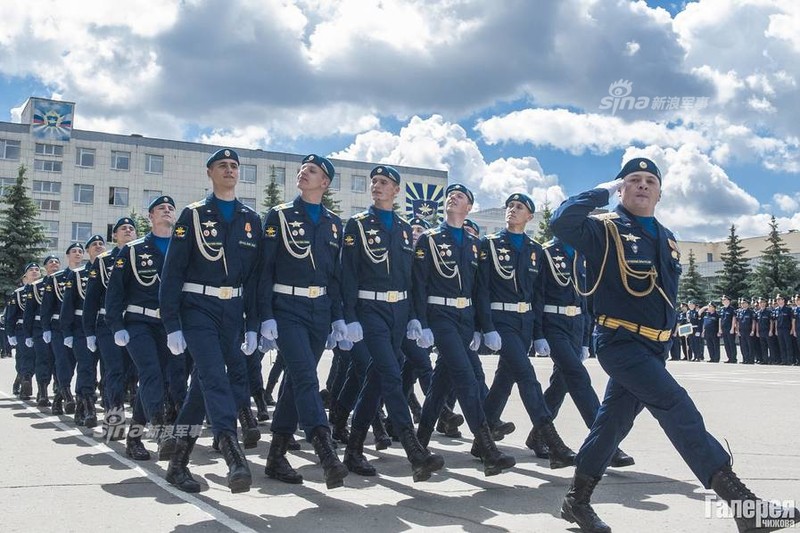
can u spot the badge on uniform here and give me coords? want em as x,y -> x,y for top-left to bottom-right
415,248 -> 425,259
265,226 -> 277,238
668,238 -> 680,260
344,234 -> 355,246
530,251 -> 537,265
89,270 -> 97,278
332,223 -> 338,237
244,222 -> 252,239
174,225 -> 187,239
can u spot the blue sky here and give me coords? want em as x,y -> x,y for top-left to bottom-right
1,0 -> 797,241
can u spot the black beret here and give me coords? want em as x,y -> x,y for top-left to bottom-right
42,255 -> 60,266
409,217 -> 431,229
721,295 -> 730,301
615,157 -> 662,183
85,234 -> 105,247
302,154 -> 335,181
113,217 -> 136,233
505,192 -> 535,214
206,148 -> 239,168
22,262 -> 39,274
370,165 -> 400,184
65,242 -> 84,254
148,195 -> 175,212
445,183 -> 474,204
464,218 -> 480,236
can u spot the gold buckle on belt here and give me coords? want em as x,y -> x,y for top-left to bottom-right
386,291 -> 399,303
218,286 -> 233,300
565,306 -> 578,317
308,286 -> 321,298
455,297 -> 468,309
517,302 -> 527,313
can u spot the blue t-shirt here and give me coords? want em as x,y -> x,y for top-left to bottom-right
213,195 -> 235,223
447,224 -> 464,246
374,207 -> 393,230
634,215 -> 657,238
563,242 -> 575,258
301,199 -> 322,224
153,235 -> 170,256
508,232 -> 524,251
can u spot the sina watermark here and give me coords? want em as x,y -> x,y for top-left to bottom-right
599,79 -> 709,115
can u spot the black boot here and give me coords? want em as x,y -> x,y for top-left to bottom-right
286,434 -> 301,451
253,391 -> 269,422
538,421 -> 576,469
320,388 -> 331,410
237,406 -> 261,449
263,385 -> 276,406
20,376 -> 32,400
417,424 -> 434,448
526,427 -> 550,459
37,381 -> 50,407
152,413 -> 175,461
265,433 -> 303,484
344,427 -> 376,476
12,374 -> 21,395
166,436 -> 201,493
125,425 -> 152,461
63,389 -> 76,415
103,405 -> 126,441
474,422 -> 516,476
609,448 -> 635,468
73,396 -> 86,426
311,426 -> 348,489
329,402 -> 351,445
490,420 -> 516,441
164,402 -> 178,426
372,412 -> 392,450
400,427 -> 444,482
561,472 -> 611,533
711,464 -> 799,533
436,406 -> 464,438
218,432 -> 252,493
51,389 -> 64,415
407,392 -> 422,424
83,396 -> 98,428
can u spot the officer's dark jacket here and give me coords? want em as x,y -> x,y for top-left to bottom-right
687,308 -> 701,334
701,310 -> 720,336
160,194 -> 262,334
412,222 -> 480,329
40,269 -> 71,332
22,279 -> 46,339
538,238 -> 591,345
259,196 -> 343,323
720,305 -> 736,333
7,285 -> 27,331
83,248 -> 119,337
341,206 -> 414,323
550,188 -> 680,340
755,307 -> 771,337
106,233 -> 166,333
736,307 -> 755,336
475,229 -> 544,338
60,264 -> 91,338
775,304 -> 793,330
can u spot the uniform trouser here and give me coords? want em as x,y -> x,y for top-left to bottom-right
126,321 -> 171,423
265,350 -> 285,394
776,329 -> 793,365
325,350 -> 341,392
794,336 -> 800,365
669,336 -> 682,360
721,331 -> 737,362
328,347 -> 351,401
176,307 -> 248,438
96,321 -> 126,410
51,328 -> 76,392
752,335 -> 763,362
419,308 -> 485,434
271,308 -> 329,440
246,347 -> 265,397
73,332 -> 98,398
690,334 -> 703,360
680,336 -> 689,359
757,336 -> 769,363
575,328 -> 730,487
14,325 -> 35,378
350,301 -> 414,433
768,335 -> 781,364
335,341 -> 370,412
166,349 -> 188,407
704,334 -> 720,362
738,334 -> 752,363
33,334 -> 54,385
401,337 -> 433,397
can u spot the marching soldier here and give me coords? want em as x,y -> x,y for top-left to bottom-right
260,154 -> 348,489
8,262 -> 42,399
160,148 -> 261,494
410,183 -> 515,476
719,295 -> 737,363
22,256 -> 61,406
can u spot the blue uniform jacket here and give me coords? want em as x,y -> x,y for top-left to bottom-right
40,269 -> 71,332
720,305 -> 735,334
539,238 -> 591,345
701,311 -> 720,336
755,307 -> 771,337
550,188 -> 680,347
160,194 -> 263,334
341,206 -> 414,323
412,223 -> 480,329
83,248 -> 119,337
106,233 -> 166,333
60,265 -> 91,338
6,286 -> 26,332
475,229 -> 544,338
22,279 -> 46,338
775,304 -> 793,330
259,196 -> 343,323
736,307 -> 755,336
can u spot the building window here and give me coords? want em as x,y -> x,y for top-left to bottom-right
32,180 -> 61,194
35,143 -> 64,156
240,164 -> 257,184
0,177 -> 16,196
272,166 -> 286,187
42,220 -> 59,249
74,184 -> 94,204
143,189 -> 162,210
0,139 -> 21,160
71,222 -> 92,242
76,147 -> 95,168
111,151 -> 130,171
145,154 -> 164,174
34,159 -> 62,173
240,197 -> 257,210
707,253 -> 713,262
109,187 -> 129,206
36,199 -> 60,212
351,174 -> 367,193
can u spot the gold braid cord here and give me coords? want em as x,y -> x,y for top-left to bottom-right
53,276 -> 64,302
356,218 -> 389,274
32,281 -> 44,305
277,209 -> 316,270
489,238 -> 518,292
130,246 -> 159,287
545,248 -> 572,288
99,256 -> 111,288
192,208 -> 228,276
76,270 -> 87,300
16,289 -> 25,310
428,234 -> 461,291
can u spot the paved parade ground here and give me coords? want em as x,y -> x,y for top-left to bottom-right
1,352 -> 798,533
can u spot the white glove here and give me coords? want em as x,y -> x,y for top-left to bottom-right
8,336 -> 17,346
167,331 -> 187,355
259,336 -> 278,352
113,330 -> 129,347
346,321 -> 363,343
87,335 -> 98,351
260,319 -> 278,341
581,346 -> 590,361
484,331 -> 502,352
469,331 -> 482,351
594,179 -> 624,196
64,336 -> 73,348
533,338 -> 551,356
325,333 -> 336,350
338,339 -> 354,351
331,319 -> 348,342
241,331 -> 257,356
417,328 -> 434,349
24,337 -> 33,348
42,331 -> 51,344
406,319 -> 423,340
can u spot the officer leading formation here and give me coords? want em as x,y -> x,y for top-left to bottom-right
3,149 -> 797,532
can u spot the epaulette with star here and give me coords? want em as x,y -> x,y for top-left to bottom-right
187,199 -> 206,210
486,232 -> 502,240
542,239 -> 557,249
425,227 -> 442,237
590,212 -> 619,221
274,202 -> 293,211
128,237 -> 146,247
97,250 -> 113,259
352,211 -> 369,221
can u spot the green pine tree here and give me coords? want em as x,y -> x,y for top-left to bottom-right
129,210 -> 152,237
262,166 -> 284,217
322,188 -> 341,216
712,224 -> 751,301
536,201 -> 554,243
0,165 -> 47,294
747,216 -> 800,297
678,249 -> 706,304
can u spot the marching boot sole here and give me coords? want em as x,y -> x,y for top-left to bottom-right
483,456 -> 516,477
166,474 -> 201,493
412,455 -> 445,482
345,461 -> 377,476
549,454 -> 576,469
227,473 -> 252,494
125,446 -> 152,461
84,416 -> 98,429
265,468 -> 304,484
374,438 -> 392,451
560,502 -> 612,533
65,401 -> 76,415
324,464 -> 349,489
242,429 -> 261,449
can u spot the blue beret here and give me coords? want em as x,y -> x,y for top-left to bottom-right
23,262 -> 39,274
464,218 -> 480,236
445,183 -> 474,204
113,217 -> 136,233
370,165 -> 400,184
65,242 -> 84,254
42,255 -> 60,266
409,217 -> 431,229
505,193 -> 535,214
302,154 -> 335,181
615,157 -> 661,183
85,234 -> 105,247
206,148 -> 239,168
148,195 -> 175,212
